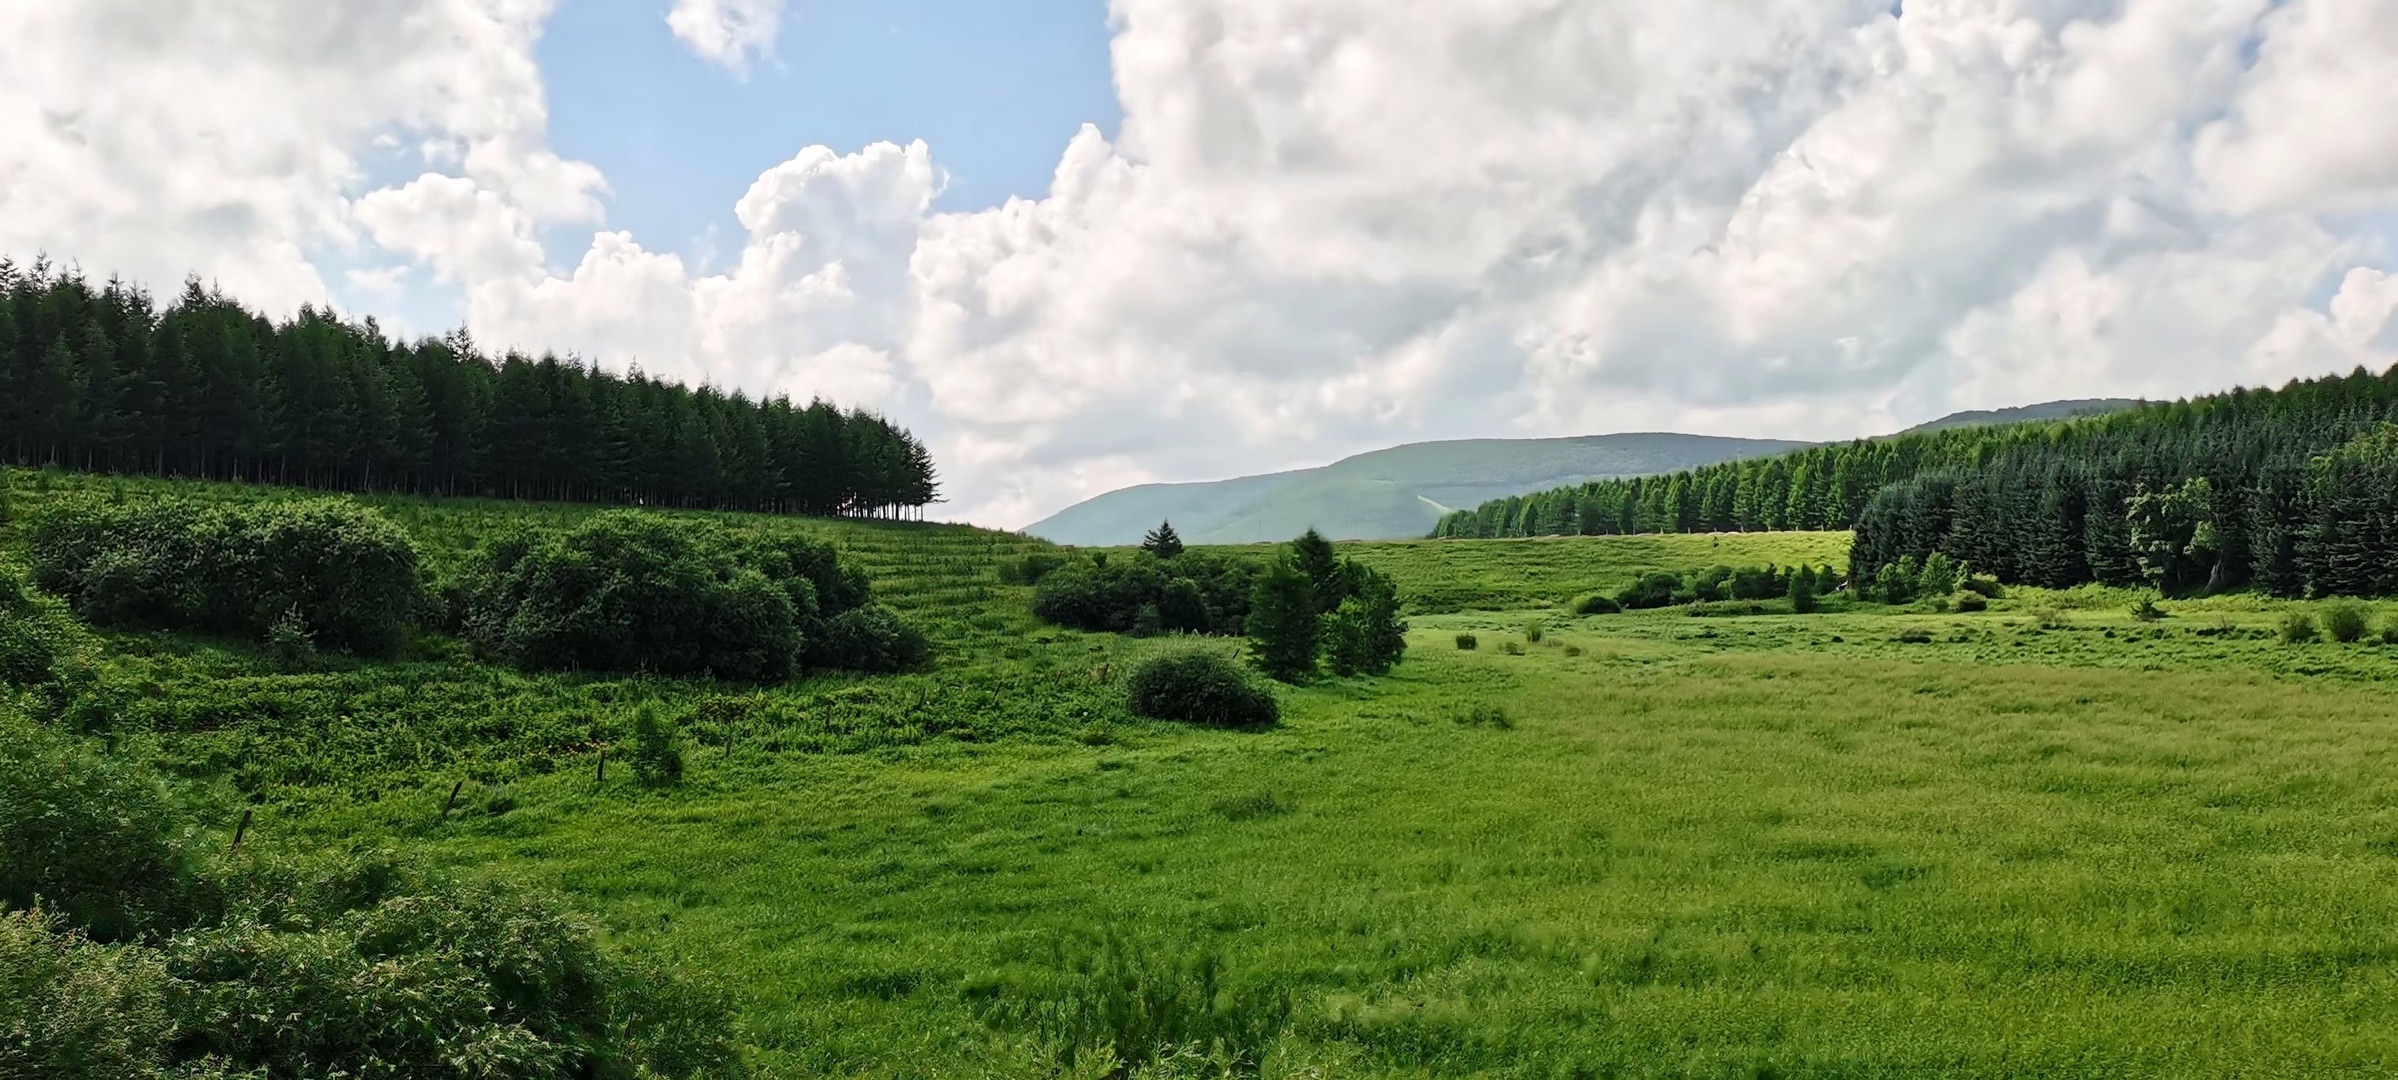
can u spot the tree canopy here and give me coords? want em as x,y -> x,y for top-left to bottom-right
0,258 -> 936,518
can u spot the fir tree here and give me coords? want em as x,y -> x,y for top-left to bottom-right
1141,519 -> 1185,559
1244,558 -> 1319,683
1289,528 -> 1345,615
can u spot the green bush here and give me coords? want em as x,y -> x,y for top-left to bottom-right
631,706 -> 684,787
1033,551 -> 1258,636
1961,574 -> 2005,599
1573,594 -> 1621,615
1454,633 -> 1478,650
458,512 -> 919,680
0,714 -> 193,943
2323,601 -> 2370,644
2130,596 -> 2167,622
1952,591 -> 1989,613
1523,620 -> 1546,643
997,551 -> 1067,586
1615,572 -> 1682,610
27,495 -> 423,655
2281,612 -> 2320,644
0,564 -> 94,714
0,704 -> 742,1078
806,604 -> 932,674
0,909 -> 174,1080
0,467 -> 13,524
1125,650 -> 1279,729
2381,617 -> 2398,647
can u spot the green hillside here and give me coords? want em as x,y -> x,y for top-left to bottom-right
15,467 -> 2398,1077
1027,433 -> 1807,546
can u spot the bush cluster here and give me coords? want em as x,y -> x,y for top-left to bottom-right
0,562 -> 94,717
454,512 -> 926,681
1030,548 -> 1260,635
1612,563 -> 1840,611
0,709 -> 740,1079
1124,650 -> 1280,729
27,495 -> 424,655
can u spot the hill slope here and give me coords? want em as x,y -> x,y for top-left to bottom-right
1026,433 -> 1808,546
1900,398 -> 2140,434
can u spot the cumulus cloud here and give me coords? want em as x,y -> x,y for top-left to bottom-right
667,0 -> 786,74
7,0 -> 2398,528
0,0 -> 597,313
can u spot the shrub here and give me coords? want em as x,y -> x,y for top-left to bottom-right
0,713 -> 194,943
2280,612 -> 2320,644
1615,572 -> 1682,611
1523,620 -> 1546,643
807,604 -> 933,674
2130,596 -> 2167,622
1034,551 -> 1258,636
1573,594 -> 1621,615
1125,650 -> 1279,729
1499,640 -> 1526,656
28,495 -> 422,655
0,909 -> 174,1080
1952,591 -> 1989,613
0,467 -> 12,524
1454,633 -> 1478,650
998,551 -> 1068,586
1895,628 -> 1934,644
1961,574 -> 2004,599
460,512 -> 920,680
631,706 -> 684,787
2323,601 -> 2370,644
0,564 -> 95,714
1453,704 -> 1512,729
264,606 -> 318,672
2381,617 -> 2398,647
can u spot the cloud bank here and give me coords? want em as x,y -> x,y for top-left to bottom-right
5,0 -> 2396,527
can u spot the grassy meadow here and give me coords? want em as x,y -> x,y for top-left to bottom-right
11,469 -> 2398,1076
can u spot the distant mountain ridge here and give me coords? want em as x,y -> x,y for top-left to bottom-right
1025,433 -> 1809,546
1899,398 -> 2140,435
1025,398 -> 2144,547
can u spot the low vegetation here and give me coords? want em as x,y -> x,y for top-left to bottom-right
10,464 -> 2398,1075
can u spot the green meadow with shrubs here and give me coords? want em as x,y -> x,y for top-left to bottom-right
11,461 -> 2398,1077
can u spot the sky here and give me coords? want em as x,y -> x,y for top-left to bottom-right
3,0 -> 2396,529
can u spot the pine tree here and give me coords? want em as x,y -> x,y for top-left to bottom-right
1141,520 -> 1185,559
1288,528 -> 1344,615
1245,559 -> 1319,683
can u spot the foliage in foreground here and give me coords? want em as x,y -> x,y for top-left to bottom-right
0,708 -> 741,1080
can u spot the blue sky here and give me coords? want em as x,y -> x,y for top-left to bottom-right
538,0 -> 1121,272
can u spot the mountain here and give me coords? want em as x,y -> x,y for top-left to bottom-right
1023,433 -> 1810,546
1900,398 -> 2141,435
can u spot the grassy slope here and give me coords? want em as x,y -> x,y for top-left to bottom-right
12,470 -> 2398,1076
1331,532 -> 1854,613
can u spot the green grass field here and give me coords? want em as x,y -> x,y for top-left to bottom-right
12,470 -> 2398,1076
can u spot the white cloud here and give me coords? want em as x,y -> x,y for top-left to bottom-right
0,0 -> 597,314
8,0 -> 2398,529
667,0 -> 786,74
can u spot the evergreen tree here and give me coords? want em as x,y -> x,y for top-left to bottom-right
1141,519 -> 1185,559
1289,528 -> 1345,615
1245,559 -> 1319,683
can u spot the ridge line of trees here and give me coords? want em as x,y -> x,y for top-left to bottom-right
0,256 -> 937,518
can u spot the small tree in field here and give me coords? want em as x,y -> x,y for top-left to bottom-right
1140,520 -> 1185,560
1245,559 -> 1319,683
1289,528 -> 1345,615
1788,565 -> 1820,614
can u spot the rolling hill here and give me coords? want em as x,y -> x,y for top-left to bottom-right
1024,433 -> 1810,546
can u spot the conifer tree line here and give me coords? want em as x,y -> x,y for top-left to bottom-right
1436,363 -> 2398,599
0,258 -> 938,517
